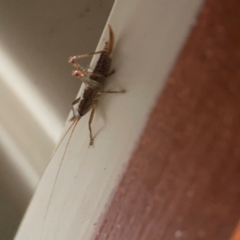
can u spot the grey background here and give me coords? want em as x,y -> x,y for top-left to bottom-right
0,1 -> 113,239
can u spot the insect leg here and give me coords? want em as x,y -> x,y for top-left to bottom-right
69,97 -> 81,121
88,104 -> 96,147
100,90 -> 126,94
72,73 -> 102,88
104,69 -> 115,77
69,50 -> 105,61
85,71 -> 104,78
68,51 -> 105,70
83,68 -> 115,79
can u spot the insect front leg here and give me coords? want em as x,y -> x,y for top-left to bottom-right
68,51 -> 105,71
72,71 -> 102,88
84,71 -> 105,79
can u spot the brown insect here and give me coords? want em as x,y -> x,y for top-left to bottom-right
52,25 -> 125,157
68,25 -> 125,147
43,26 -> 124,226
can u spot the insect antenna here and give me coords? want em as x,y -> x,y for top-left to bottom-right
43,117 -> 79,221
49,117 -> 79,159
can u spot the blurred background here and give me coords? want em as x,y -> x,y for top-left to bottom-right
0,0 -> 113,239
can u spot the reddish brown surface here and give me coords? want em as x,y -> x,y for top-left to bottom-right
94,0 -> 240,239
231,222 -> 240,240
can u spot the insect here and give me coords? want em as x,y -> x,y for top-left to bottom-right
42,26 -> 124,228
68,25 -> 125,147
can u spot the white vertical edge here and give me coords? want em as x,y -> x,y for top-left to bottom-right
15,0 -> 204,239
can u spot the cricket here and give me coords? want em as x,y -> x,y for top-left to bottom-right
68,25 -> 125,147
42,26 -> 124,226
52,25 -> 125,157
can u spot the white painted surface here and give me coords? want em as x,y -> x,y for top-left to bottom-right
15,0 -> 204,239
